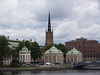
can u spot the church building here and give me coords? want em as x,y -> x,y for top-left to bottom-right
45,12 -> 53,46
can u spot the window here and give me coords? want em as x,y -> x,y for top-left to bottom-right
49,51 -> 51,54
71,51 -> 73,54
84,50 -> 86,53
66,45 -> 68,50
88,54 -> 89,57
90,54 -> 92,57
21,55 -> 22,59
84,44 -> 86,49
93,50 -> 95,53
90,50 -> 92,53
93,44 -> 95,49
93,54 -> 95,57
49,56 -> 51,63
87,44 -> 89,49
26,55 -> 27,59
90,44 -> 92,49
78,43 -> 82,49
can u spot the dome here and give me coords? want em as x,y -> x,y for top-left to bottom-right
67,48 -> 82,55
45,46 -> 63,54
21,46 -> 28,51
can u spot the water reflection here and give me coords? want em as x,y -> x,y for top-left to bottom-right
0,70 -> 100,75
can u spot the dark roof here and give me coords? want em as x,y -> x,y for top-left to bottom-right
65,37 -> 98,43
85,40 -> 98,42
8,39 -> 21,42
76,37 -> 87,41
65,40 -> 76,43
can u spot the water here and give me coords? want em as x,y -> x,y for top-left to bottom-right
0,70 -> 100,75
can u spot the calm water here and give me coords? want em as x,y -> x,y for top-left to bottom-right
0,70 -> 100,75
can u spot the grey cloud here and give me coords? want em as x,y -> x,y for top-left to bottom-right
0,0 -> 100,45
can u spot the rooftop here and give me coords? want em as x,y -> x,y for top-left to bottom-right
21,46 -> 29,51
44,46 -> 63,54
67,48 -> 82,55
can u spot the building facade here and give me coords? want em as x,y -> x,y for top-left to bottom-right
66,48 -> 82,63
65,37 -> 100,62
19,46 -> 31,64
45,12 -> 53,46
43,46 -> 63,64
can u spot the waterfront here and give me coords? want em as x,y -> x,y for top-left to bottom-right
0,70 -> 100,75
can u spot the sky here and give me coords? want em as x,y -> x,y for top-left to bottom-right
0,0 -> 100,45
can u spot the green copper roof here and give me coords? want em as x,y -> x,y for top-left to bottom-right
9,42 -> 19,47
45,46 -> 63,54
67,48 -> 82,55
21,46 -> 29,51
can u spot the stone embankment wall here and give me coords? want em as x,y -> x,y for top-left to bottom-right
0,66 -> 70,71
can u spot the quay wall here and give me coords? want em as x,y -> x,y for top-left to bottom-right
0,66 -> 70,71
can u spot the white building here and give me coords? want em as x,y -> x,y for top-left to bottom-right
19,46 -> 31,64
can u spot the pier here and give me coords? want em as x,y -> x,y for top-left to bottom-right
73,63 -> 100,70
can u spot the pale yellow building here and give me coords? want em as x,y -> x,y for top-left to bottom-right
43,46 -> 63,64
66,48 -> 82,63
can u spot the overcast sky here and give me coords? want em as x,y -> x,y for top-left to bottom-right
0,0 -> 100,45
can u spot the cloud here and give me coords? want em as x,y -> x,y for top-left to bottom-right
0,0 -> 100,45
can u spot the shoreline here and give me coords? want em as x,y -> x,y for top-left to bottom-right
0,66 -> 70,71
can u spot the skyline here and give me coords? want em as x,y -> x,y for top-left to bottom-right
0,0 -> 100,45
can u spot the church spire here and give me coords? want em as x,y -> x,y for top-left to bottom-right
48,12 -> 51,32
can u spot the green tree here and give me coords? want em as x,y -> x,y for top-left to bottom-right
0,35 -> 11,66
16,41 -> 24,52
10,59 -> 20,67
25,40 -> 31,50
10,40 -> 26,67
30,42 -> 42,62
45,44 -> 53,50
11,50 -> 18,60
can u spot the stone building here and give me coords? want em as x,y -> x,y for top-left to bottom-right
66,48 -> 82,63
19,46 -> 31,64
43,46 -> 63,64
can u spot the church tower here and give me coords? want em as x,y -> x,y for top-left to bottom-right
45,12 -> 53,46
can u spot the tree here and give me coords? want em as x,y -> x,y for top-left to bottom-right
16,40 -> 31,52
25,40 -> 31,50
10,59 -> 20,67
0,35 -> 11,66
30,42 -> 42,62
11,50 -> 18,60
16,41 -> 24,52
45,44 -> 53,50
